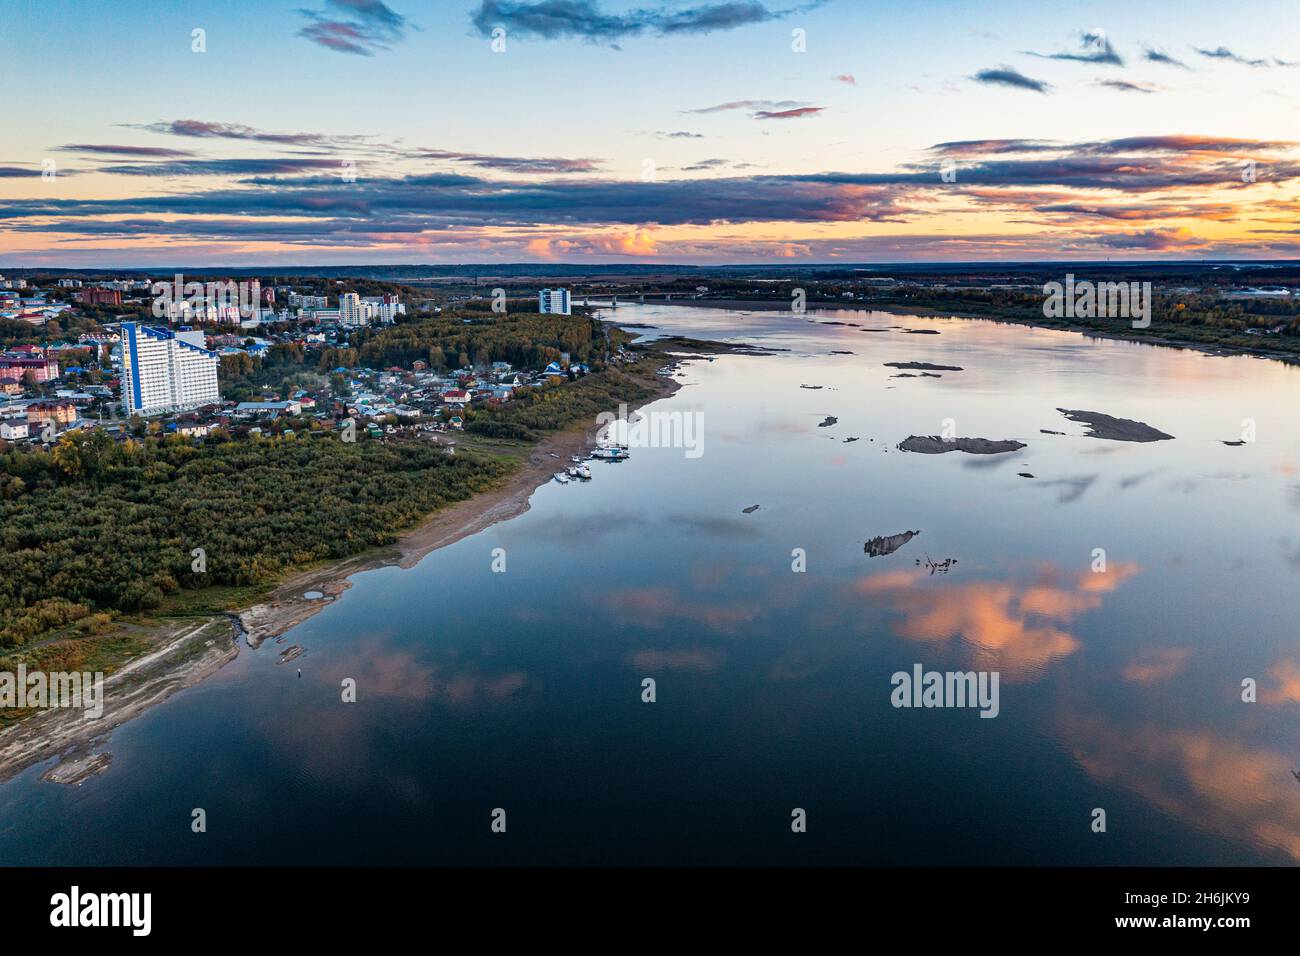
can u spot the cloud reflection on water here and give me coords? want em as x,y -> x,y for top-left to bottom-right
854,561 -> 1140,680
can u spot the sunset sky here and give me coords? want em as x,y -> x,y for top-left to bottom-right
1,0 -> 1298,265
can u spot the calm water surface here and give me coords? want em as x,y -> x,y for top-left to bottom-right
2,305 -> 1298,865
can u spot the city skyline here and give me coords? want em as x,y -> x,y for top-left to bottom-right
1,0 -> 1298,266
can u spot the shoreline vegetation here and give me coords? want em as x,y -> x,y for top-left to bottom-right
0,325 -> 752,784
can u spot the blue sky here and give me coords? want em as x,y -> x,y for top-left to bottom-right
0,0 -> 1297,264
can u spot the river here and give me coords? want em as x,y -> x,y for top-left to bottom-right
2,304 -> 1297,865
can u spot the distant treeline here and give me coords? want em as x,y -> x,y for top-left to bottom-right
861,287 -> 1300,346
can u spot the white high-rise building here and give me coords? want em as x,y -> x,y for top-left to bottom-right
121,322 -> 221,416
362,294 -> 405,324
339,293 -> 365,328
539,288 -> 571,315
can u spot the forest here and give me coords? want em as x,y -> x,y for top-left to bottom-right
465,362 -> 659,442
0,338 -> 669,648
354,312 -> 606,371
0,429 -> 515,647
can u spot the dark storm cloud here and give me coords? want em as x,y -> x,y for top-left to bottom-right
298,0 -> 416,56
58,144 -> 196,158
928,139 -> 1059,156
754,107 -> 823,119
1078,135 -> 1294,153
970,66 -> 1051,93
131,120 -> 591,173
96,158 -> 350,177
133,120 -> 336,146
4,135 -> 1299,248
417,149 -> 602,173
1027,31 -> 1124,66
1096,79 -> 1157,94
902,156 -> 1300,190
685,99 -> 809,114
1141,45 -> 1190,69
931,136 -> 1293,156
1029,201 -> 1236,222
236,172 -> 483,187
0,172 -> 919,228
1092,228 -> 1208,250
469,0 -> 821,42
1194,46 -> 1271,67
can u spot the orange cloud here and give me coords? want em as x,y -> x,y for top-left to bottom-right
854,562 -> 1140,680
1262,657 -> 1300,705
609,586 -> 760,633
628,647 -> 726,672
1122,646 -> 1192,685
1061,712 -> 1300,862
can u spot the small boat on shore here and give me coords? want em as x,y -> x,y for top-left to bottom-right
553,472 -> 571,484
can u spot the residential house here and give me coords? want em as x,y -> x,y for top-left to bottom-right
0,418 -> 29,440
26,400 -> 77,428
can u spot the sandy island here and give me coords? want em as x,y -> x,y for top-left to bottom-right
865,530 -> 920,557
885,361 -> 964,371
1056,408 -> 1174,442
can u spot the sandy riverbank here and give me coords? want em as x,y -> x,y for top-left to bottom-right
0,618 -> 239,784
0,368 -> 684,785
240,371 -> 680,646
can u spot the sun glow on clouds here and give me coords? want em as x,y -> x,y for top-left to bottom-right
527,228 -> 659,258
5,121 -> 1300,263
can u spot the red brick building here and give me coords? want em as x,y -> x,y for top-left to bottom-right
75,288 -> 122,307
